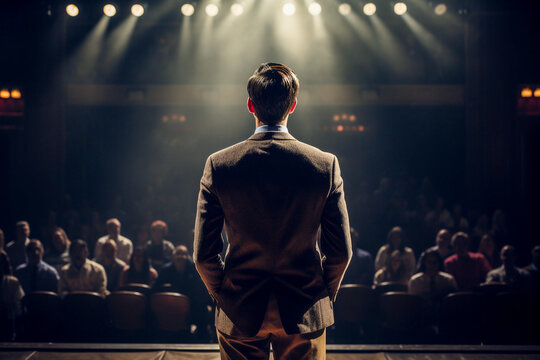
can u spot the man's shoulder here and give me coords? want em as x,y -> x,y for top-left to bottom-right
5,241 -> 17,249
444,254 -> 459,264
39,261 -> 59,275
86,259 -> 106,273
487,265 -> 504,275
118,235 -> 133,245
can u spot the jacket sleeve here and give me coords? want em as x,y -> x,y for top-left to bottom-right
193,156 -> 225,302
320,155 -> 353,301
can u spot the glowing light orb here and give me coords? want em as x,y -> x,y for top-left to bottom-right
535,88 -> 540,98
308,2 -> 322,15
0,89 -> 10,99
66,4 -> 79,17
338,3 -> 351,15
521,88 -> 533,98
394,2 -> 407,15
131,4 -> 144,17
10,89 -> 22,99
231,3 -> 244,15
206,4 -> 219,16
181,3 -> 195,16
103,4 -> 117,17
282,3 -> 296,16
363,3 -> 376,16
434,3 -> 447,15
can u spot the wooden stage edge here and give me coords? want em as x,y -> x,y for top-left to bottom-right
2,343 -> 540,360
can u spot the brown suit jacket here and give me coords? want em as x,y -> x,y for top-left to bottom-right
194,131 -> 352,337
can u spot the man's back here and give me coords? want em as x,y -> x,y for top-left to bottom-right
195,131 -> 351,336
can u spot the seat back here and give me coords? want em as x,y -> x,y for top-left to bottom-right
374,282 -> 408,295
119,283 -> 152,295
335,284 -> 377,324
63,291 -> 107,341
22,291 -> 62,341
107,291 -> 147,331
379,292 -> 424,331
439,291 -> 485,343
150,292 -> 190,332
476,282 -> 511,295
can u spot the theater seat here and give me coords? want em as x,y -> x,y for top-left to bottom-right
107,291 -> 147,341
439,291 -> 485,344
22,291 -> 62,342
63,291 -> 108,342
333,284 -> 378,343
150,292 -> 190,342
379,292 -> 427,343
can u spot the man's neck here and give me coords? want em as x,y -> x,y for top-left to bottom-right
255,118 -> 288,129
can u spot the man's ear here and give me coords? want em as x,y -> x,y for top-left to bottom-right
247,98 -> 255,114
289,98 -> 297,113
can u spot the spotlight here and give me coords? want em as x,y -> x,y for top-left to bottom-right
0,89 -> 10,99
394,2 -> 407,15
434,3 -> 447,15
10,89 -> 22,99
206,4 -> 219,16
282,2 -> 296,16
181,3 -> 195,16
131,4 -> 144,17
308,2 -> 322,15
66,4 -> 79,17
521,88 -> 533,98
363,3 -> 376,16
338,3 -> 351,15
535,88 -> 540,98
103,4 -> 117,17
231,3 -> 244,16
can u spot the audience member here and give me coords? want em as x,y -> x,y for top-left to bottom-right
374,249 -> 410,285
0,229 -> 10,276
477,234 -> 499,268
154,245 -> 198,292
375,226 -> 416,278
491,209 -> 510,249
0,252 -> 24,340
471,214 -> 490,249
524,245 -> 540,293
14,240 -> 58,294
94,218 -> 133,264
444,232 -> 491,290
416,229 -> 453,272
5,221 -> 32,269
486,245 -> 531,291
450,203 -> 469,231
58,239 -> 107,297
43,227 -> 71,272
342,227 -> 375,286
145,220 -> 174,269
409,249 -> 457,305
95,239 -> 126,291
425,197 -> 453,230
119,247 -> 157,287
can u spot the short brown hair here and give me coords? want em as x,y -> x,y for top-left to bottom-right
247,62 -> 299,125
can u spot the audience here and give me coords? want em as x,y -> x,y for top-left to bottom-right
409,249 -> 457,305
444,232 -> 491,290
43,227 -> 71,272
95,239 -> 126,291
94,218 -> 133,264
374,249 -> 410,285
5,221 -> 32,269
14,240 -> 59,294
486,245 -> 530,291
343,227 -> 375,286
58,239 -> 107,297
119,247 -> 157,287
375,226 -> 416,279
0,251 -> 24,340
477,234 -> 499,268
416,229 -> 453,273
145,220 -> 174,269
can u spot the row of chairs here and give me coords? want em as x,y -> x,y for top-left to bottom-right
332,283 -> 540,344
21,286 -> 191,343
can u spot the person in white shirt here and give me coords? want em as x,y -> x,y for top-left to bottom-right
94,218 -> 133,264
375,226 -> 416,279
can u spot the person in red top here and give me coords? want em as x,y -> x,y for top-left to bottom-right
444,232 -> 491,290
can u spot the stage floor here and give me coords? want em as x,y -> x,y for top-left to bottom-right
1,344 -> 540,360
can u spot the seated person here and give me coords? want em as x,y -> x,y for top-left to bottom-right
477,234 -> 500,268
524,245 -> 540,293
374,249 -> 410,286
43,227 -> 71,272
119,247 -> 157,287
145,220 -> 175,269
94,218 -> 133,264
409,249 -> 457,306
58,239 -> 107,297
95,239 -> 126,291
486,245 -> 531,291
6,221 -> 31,270
375,226 -> 416,279
444,232 -> 491,290
342,227 -> 375,286
14,240 -> 59,294
416,229 -> 453,273
0,251 -> 24,341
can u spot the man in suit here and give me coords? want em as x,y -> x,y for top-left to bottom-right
194,62 -> 352,360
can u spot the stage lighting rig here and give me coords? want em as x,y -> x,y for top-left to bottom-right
103,4 -> 117,17
66,4 -> 79,17
363,3 -> 376,16
394,2 -> 407,15
282,2 -> 296,16
205,4 -> 219,16
181,3 -> 195,16
231,3 -> 244,16
308,2 -> 322,16
131,4 -> 144,17
338,3 -> 351,15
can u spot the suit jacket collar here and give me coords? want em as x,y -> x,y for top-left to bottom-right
248,131 -> 296,141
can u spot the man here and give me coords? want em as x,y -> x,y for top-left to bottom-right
145,220 -> 175,269
94,218 -> 133,264
14,240 -> 59,294
444,232 -> 491,290
486,245 -> 531,291
6,221 -> 32,269
58,239 -> 107,297
416,229 -> 453,273
194,63 -> 352,359
342,227 -> 374,286
524,245 -> 540,293
95,239 -> 126,291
